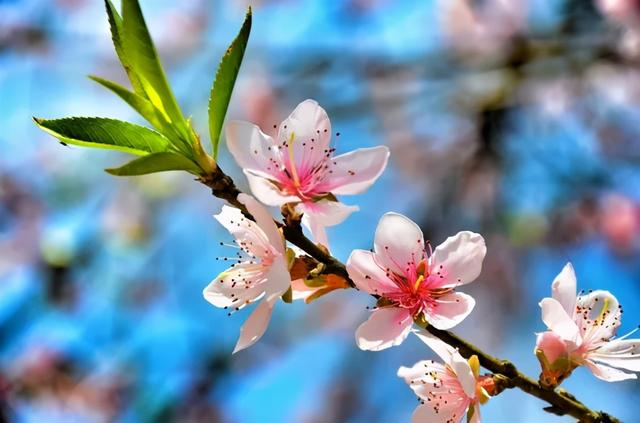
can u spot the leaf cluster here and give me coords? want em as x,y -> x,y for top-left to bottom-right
34,0 -> 251,177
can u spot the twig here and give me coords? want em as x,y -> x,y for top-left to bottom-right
199,166 -> 621,423
419,324 -> 619,423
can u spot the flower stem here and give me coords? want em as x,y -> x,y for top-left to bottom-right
199,166 -> 621,423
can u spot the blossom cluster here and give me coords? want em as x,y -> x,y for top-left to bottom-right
204,100 -> 639,423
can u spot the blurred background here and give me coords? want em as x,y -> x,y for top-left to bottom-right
2,0 -> 640,421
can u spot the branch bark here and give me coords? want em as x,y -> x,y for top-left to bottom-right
199,166 -> 621,423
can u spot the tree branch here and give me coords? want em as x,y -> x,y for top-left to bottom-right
199,166 -> 620,423
419,324 -> 619,423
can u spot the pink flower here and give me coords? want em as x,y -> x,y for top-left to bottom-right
226,99 -> 390,246
347,213 -> 486,351
597,0 -> 640,26
438,0 -> 527,55
599,194 -> 639,254
536,263 -> 640,385
203,194 -> 290,353
398,330 -> 490,423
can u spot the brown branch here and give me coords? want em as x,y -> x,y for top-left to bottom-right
199,166 -> 620,423
281,221 -> 352,282
419,324 -> 619,423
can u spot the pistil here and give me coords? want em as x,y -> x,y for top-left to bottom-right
286,132 -> 301,187
414,274 -> 425,292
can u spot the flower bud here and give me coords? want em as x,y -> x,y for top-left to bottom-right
288,252 -> 349,303
535,332 -> 578,388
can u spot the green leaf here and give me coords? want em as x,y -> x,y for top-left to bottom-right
105,152 -> 201,176
208,7 -> 252,159
121,0 -> 187,135
104,0 -> 145,96
33,117 -> 170,155
88,75 -> 176,137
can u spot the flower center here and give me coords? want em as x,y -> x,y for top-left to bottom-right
269,130 -> 337,201
381,259 -> 453,316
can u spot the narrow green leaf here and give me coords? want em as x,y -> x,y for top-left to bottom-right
121,0 -> 187,134
104,0 -> 145,96
33,117 -> 170,155
89,75 -> 176,137
208,7 -> 252,159
105,151 -> 201,176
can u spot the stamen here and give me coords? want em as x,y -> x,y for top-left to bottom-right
617,325 -> 640,341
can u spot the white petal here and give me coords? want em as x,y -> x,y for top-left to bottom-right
584,360 -> 637,382
298,200 -> 359,227
262,256 -> 291,302
237,193 -> 283,253
590,339 -> 640,372
398,360 -> 447,386
278,99 -> 331,172
427,292 -> 476,330
346,249 -> 398,295
318,146 -> 390,195
430,231 -> 486,287
449,350 -> 477,399
245,170 -> 300,207
355,307 -> 413,351
540,298 -> 580,342
204,258 -> 289,311
398,360 -> 450,400
374,213 -> 426,276
226,120 -> 281,173
412,328 -> 457,363
214,205 -> 271,258
411,401 -> 468,423
299,200 -> 359,248
551,263 -> 577,315
535,331 -> 571,365
575,290 -> 621,344
411,404 -> 436,423
203,263 -> 267,308
306,216 -> 330,250
233,299 -> 274,353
